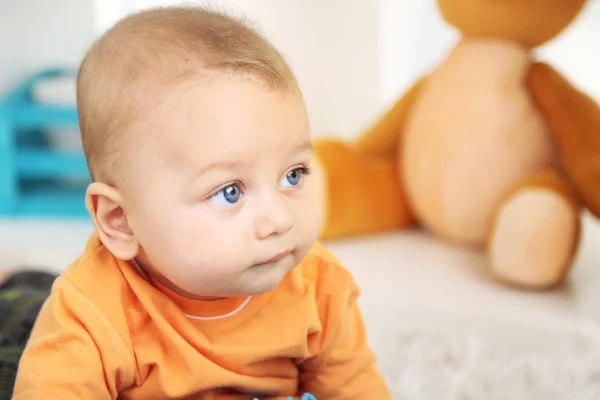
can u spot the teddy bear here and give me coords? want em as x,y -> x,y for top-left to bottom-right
310,0 -> 600,290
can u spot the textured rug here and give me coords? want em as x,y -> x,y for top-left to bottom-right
370,320 -> 600,399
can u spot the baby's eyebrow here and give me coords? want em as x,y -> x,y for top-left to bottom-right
292,141 -> 313,155
194,159 -> 246,176
192,142 -> 312,177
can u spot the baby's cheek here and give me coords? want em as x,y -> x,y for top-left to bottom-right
294,199 -> 320,244
188,227 -> 246,266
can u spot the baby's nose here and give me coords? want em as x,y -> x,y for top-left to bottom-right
254,193 -> 293,240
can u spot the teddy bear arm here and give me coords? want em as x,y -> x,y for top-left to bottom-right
310,77 -> 428,240
353,75 -> 428,158
527,61 -> 600,218
312,140 -> 415,240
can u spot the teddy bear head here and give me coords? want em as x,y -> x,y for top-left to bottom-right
436,0 -> 588,48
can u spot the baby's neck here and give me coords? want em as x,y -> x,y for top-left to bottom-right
132,258 -> 227,301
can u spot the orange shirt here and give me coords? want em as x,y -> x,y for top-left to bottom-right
13,233 -> 390,399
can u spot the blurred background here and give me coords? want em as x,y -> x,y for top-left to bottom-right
1,0 -> 600,396
2,0 -> 600,136
2,0 -> 599,264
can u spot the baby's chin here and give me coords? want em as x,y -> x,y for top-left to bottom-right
174,251 -> 306,298
237,257 -> 299,294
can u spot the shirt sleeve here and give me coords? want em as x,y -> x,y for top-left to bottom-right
298,283 -> 391,399
12,278 -> 135,399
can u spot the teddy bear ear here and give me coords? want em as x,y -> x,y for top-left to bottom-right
435,0 -> 587,48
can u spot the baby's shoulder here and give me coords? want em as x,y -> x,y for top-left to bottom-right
56,240 -> 139,330
61,246 -> 128,300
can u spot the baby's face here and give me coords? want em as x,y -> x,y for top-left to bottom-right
124,76 -> 319,298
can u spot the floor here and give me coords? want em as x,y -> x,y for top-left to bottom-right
328,214 -> 600,353
1,213 -> 600,353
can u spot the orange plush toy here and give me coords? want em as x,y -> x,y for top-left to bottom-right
311,0 -> 600,290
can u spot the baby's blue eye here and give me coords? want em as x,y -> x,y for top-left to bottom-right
208,184 -> 242,206
281,168 -> 303,187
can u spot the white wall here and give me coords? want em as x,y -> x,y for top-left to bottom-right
0,0 -> 94,94
377,0 -> 457,106
378,0 -> 600,104
2,0 -> 599,141
537,2 -> 600,101
93,0 -> 382,139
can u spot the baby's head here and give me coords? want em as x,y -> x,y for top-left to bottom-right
77,6 -> 319,298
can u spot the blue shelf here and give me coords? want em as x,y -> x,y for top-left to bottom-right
17,149 -> 89,180
0,68 -> 89,218
14,103 -> 78,129
16,182 -> 88,217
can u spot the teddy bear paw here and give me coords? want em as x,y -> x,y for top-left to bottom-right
488,188 -> 579,289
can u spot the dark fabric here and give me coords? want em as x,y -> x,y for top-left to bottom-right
0,270 -> 57,291
0,270 -> 56,399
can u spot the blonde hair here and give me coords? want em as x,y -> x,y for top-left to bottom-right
76,6 -> 298,182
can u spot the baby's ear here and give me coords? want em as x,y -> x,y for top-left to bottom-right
85,182 -> 139,260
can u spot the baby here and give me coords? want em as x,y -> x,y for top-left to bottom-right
12,6 -> 390,400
